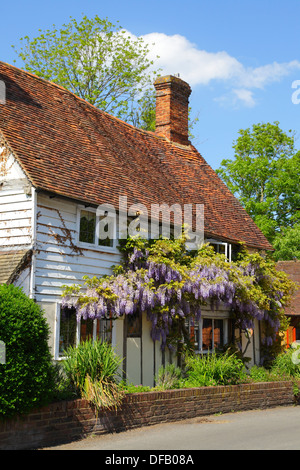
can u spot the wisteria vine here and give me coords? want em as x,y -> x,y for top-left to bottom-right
62,236 -> 295,354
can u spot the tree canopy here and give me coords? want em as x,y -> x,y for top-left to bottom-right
216,122 -> 300,259
13,15 -> 159,127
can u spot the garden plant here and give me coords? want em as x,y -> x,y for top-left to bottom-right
0,284 -> 56,417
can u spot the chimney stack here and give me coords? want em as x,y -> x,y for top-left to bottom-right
154,75 -> 191,146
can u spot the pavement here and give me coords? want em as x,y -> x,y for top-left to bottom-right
40,405 -> 300,451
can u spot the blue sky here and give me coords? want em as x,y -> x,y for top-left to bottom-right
1,0 -> 299,169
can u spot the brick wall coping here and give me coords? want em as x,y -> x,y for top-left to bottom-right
0,381 -> 299,450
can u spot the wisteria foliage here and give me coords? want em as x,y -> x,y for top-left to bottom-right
62,236 -> 295,351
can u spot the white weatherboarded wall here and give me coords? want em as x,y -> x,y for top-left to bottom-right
0,147 -> 33,296
35,194 -> 122,303
0,151 -> 32,250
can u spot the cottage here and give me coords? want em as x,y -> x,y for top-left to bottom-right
0,62 -> 273,385
276,260 -> 300,346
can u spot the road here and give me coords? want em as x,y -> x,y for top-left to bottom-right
41,405 -> 300,451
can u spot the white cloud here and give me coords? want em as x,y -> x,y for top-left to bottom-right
237,61 -> 300,89
136,31 -> 300,107
215,88 -> 256,109
141,32 -> 242,86
233,89 -> 256,107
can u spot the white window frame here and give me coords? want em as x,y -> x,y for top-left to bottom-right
206,239 -> 232,262
187,317 -> 229,354
54,302 -> 116,360
76,205 -> 119,253
296,325 -> 300,343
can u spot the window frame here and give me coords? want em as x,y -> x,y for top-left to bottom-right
76,206 -> 118,253
187,316 -> 229,353
206,239 -> 232,262
296,325 -> 300,343
54,303 -> 115,360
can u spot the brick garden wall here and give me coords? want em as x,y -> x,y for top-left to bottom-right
0,381 -> 299,450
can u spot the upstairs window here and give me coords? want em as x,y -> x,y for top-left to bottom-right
79,210 -> 96,244
206,239 -> 232,262
79,209 -> 116,249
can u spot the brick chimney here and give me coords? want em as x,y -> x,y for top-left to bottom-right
154,75 -> 191,146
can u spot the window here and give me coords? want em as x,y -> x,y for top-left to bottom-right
126,311 -> 142,338
296,326 -> 300,342
186,317 -> 228,353
58,306 -> 113,357
79,210 -> 96,244
206,239 -> 232,262
98,215 -> 114,247
79,209 -> 116,250
59,306 -> 77,355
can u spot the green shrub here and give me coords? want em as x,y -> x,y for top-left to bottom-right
183,351 -> 247,387
155,364 -> 183,390
248,365 -> 278,382
62,338 -> 124,410
0,284 -> 56,417
270,343 -> 300,379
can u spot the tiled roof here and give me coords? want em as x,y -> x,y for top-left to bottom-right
0,61 -> 273,251
0,250 -> 31,284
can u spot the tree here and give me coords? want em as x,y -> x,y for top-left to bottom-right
216,122 -> 300,250
272,223 -> 300,261
12,15 -> 159,126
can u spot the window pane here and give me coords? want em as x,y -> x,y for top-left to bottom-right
202,318 -> 213,350
191,322 -> 200,350
210,243 -> 219,254
79,210 -> 96,244
80,318 -> 94,342
126,312 -> 142,337
96,319 -> 113,343
99,238 -> 114,247
296,326 -> 300,342
59,307 -> 77,356
98,215 -> 114,247
214,319 -> 224,349
218,244 -> 226,255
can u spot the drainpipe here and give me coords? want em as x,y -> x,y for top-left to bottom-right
29,186 -> 37,300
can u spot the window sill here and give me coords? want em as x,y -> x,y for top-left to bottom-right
77,241 -> 120,255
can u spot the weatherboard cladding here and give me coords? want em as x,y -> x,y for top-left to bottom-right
0,249 -> 31,284
0,61 -> 272,251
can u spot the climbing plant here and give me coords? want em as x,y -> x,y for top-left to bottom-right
62,235 -> 295,361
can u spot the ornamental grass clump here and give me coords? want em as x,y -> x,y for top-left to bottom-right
183,351 -> 247,387
62,339 -> 124,410
155,363 -> 183,390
